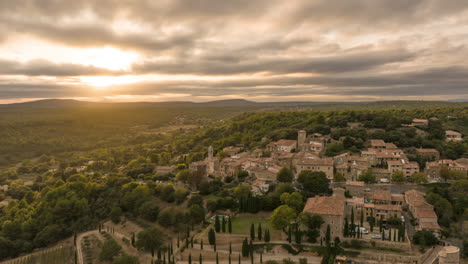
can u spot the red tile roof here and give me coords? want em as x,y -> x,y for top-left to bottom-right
303,195 -> 345,216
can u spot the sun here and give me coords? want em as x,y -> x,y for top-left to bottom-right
80,47 -> 139,71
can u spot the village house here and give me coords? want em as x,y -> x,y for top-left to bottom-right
412,118 -> 429,126
445,130 -> 462,142
155,165 -> 177,176
223,146 -> 242,157
404,189 -> 441,237
296,156 -> 334,179
303,188 -> 345,240
425,159 -> 467,180
297,130 -> 325,155
267,139 -> 297,153
415,148 -> 440,161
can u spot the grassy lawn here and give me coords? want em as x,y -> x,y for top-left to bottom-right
231,215 -> 282,240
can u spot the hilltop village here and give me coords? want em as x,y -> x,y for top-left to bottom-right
0,113 -> 466,264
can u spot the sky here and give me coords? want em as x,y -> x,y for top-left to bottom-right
1,0 -> 468,103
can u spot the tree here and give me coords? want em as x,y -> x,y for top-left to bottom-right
158,207 -> 175,227
258,223 -> 262,241
325,225 -> 331,247
358,170 -> 375,183
297,171 -> 331,197
242,238 -> 249,257
100,239 -> 122,262
277,168 -> 294,182
271,205 -> 297,229
264,229 -> 270,242
344,218 -> 349,237
411,173 -> 428,184
228,217 -> 232,233
333,172 -> 346,182
368,217 -> 375,232
250,223 -> 255,240
176,169 -> 190,183
413,230 -> 438,246
287,225 -> 292,243
280,192 -> 304,213
215,216 -> 221,232
222,216 -> 226,233
208,228 -> 216,245
187,204 -> 205,225
136,227 -> 165,252
391,171 -> 405,183
138,201 -> 160,222
188,253 -> 192,264
110,206 -> 122,224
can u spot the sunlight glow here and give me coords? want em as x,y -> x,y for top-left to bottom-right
79,47 -> 139,71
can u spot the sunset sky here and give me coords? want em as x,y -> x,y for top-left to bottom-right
1,0 -> 468,103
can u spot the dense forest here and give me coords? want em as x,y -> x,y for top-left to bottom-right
0,100 -> 467,260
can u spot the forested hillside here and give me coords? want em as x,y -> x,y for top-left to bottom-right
0,101 -> 467,260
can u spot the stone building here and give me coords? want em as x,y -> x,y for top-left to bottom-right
303,189 -> 345,240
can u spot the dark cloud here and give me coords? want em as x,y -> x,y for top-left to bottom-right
0,59 -> 120,76
133,49 -> 416,75
0,0 -> 467,101
2,66 -> 466,100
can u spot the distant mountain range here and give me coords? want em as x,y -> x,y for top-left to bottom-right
0,98 -> 467,109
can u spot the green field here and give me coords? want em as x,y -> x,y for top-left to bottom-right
231,215 -> 282,240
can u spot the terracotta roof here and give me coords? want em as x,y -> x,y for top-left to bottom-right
415,209 -> 438,219
391,194 -> 404,202
298,157 -> 333,166
370,139 -> 386,147
413,118 -> 428,123
303,195 -> 345,216
274,139 -> 297,146
346,181 -> 365,187
419,221 -> 441,230
416,148 -> 439,154
445,130 -> 461,136
387,160 -> 403,166
371,190 -> 392,201
375,204 -> 402,211
385,143 -> 398,149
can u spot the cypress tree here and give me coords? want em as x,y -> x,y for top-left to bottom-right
215,216 -> 221,232
158,249 -> 161,260
199,254 -> 203,264
209,228 -> 216,245
214,243 -> 217,252
177,235 -> 180,248
351,208 -> 355,237
250,223 -> 255,240
222,216 -> 226,233
295,227 -> 302,244
191,237 -> 194,248
242,238 -> 249,257
188,253 -> 192,264
239,254 -> 241,264
151,248 -> 155,258
216,253 -> 219,264
360,211 -> 364,227
201,239 -> 204,250
229,254 -> 231,264
381,230 -> 385,241
229,241 -> 232,254
401,224 -> 406,241
131,233 -> 136,247
163,254 -> 166,264
187,226 -> 190,238
258,223 -> 262,240
260,253 -> 263,264
344,217 -> 349,237
228,217 -> 232,233
287,226 -> 292,243
325,225 -> 331,247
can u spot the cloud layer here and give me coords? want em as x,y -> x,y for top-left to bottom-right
1,0 -> 468,102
